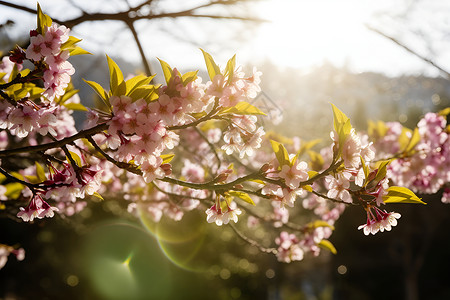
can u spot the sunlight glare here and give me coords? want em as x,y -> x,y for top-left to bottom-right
250,0 -> 382,70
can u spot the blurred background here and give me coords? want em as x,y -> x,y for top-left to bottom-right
1,0 -> 450,299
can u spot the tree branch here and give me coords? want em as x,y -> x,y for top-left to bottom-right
366,25 -> 450,79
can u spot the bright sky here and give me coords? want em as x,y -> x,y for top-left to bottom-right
239,0 -> 443,76
0,0 -> 447,77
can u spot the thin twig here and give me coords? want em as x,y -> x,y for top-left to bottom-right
229,223 -> 277,254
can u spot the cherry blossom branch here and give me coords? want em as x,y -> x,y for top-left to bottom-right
85,136 -> 141,175
0,123 -> 108,157
0,166 -> 37,192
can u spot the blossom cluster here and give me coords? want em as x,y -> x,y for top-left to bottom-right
371,112 -> 450,202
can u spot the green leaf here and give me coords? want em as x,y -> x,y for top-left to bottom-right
125,74 -> 155,96
438,107 -> 450,116
59,88 -> 79,104
128,86 -> 158,103
157,58 -> 173,84
373,159 -> 390,184
220,101 -> 266,115
318,240 -> 337,254
331,103 -> 350,133
382,186 -> 426,204
37,3 -> 52,35
161,154 -> 175,164
307,220 -> 335,230
4,182 -> 24,199
270,140 -> 290,167
67,151 -> 82,167
403,127 -> 420,154
35,162 -> 46,182
63,103 -> 88,111
181,71 -> 198,85
61,36 -> 82,51
200,49 -> 221,80
82,79 -> 110,109
69,46 -> 92,56
92,192 -> 104,201
224,54 -> 236,83
106,55 -> 126,96
228,190 -> 255,206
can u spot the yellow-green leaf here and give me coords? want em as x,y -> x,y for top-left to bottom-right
224,54 -> 236,83
228,190 -> 255,206
67,151 -> 82,167
373,159 -> 390,184
438,107 -> 450,116
64,103 -> 88,111
106,55 -> 126,96
92,192 -> 104,201
403,127 -> 420,154
61,36 -> 82,51
125,74 -> 155,96
382,186 -> 426,204
161,154 -> 175,164
270,140 -> 290,167
307,170 -> 318,179
83,79 -> 110,109
35,162 -> 46,182
331,103 -> 350,133
157,58 -> 173,84
318,239 -> 337,254
307,220 -> 335,230
37,3 -> 52,35
303,185 -> 313,192
69,46 -> 92,56
220,101 -> 266,115
200,49 -> 221,80
181,70 -> 198,85
4,182 -> 24,199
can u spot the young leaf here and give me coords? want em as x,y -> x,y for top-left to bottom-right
157,58 -> 173,84
106,55 -> 126,96
200,49 -> 221,80
220,101 -> 266,116
92,192 -> 104,201
125,74 -> 155,96
37,3 -> 52,35
331,103 -> 350,133
181,70 -> 198,85
67,151 -> 82,167
69,46 -> 92,56
228,190 -> 255,206
307,220 -> 335,230
318,240 -> 337,254
82,79 -> 110,109
161,154 -> 175,164
382,186 -> 426,204
61,36 -> 83,52
4,182 -> 24,199
63,103 -> 88,111
35,162 -> 46,182
224,54 -> 236,83
270,140 -> 290,167
403,127 -> 420,154
373,159 -> 391,184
